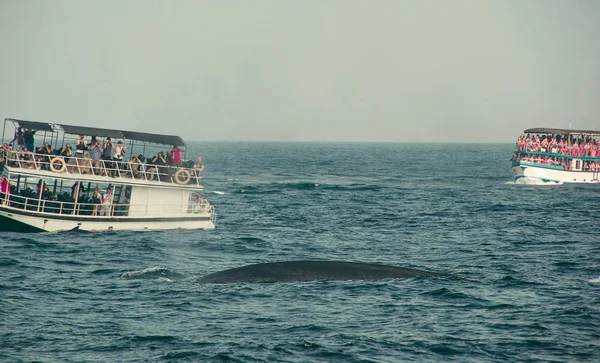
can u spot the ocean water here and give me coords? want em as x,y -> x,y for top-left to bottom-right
1,142 -> 599,362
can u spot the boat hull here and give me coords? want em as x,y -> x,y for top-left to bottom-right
512,162 -> 600,183
0,205 -> 215,233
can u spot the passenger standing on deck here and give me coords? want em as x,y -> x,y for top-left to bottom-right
37,142 -> 53,170
90,139 -> 103,174
114,141 -> 126,162
149,151 -> 166,181
0,175 -> 11,205
193,156 -> 204,171
23,129 -> 36,153
10,127 -> 25,151
60,144 -> 72,164
190,156 -> 204,184
113,141 -> 126,175
100,189 -> 113,216
91,187 -> 103,216
75,135 -> 87,156
170,145 -> 182,167
74,135 -> 88,173
129,155 -> 143,179
102,138 -> 115,176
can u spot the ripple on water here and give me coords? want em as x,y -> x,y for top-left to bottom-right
121,267 -> 186,281
2,143 -> 600,362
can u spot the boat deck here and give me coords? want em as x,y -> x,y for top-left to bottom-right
2,150 -> 202,187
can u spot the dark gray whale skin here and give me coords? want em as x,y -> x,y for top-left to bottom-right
197,261 -> 450,283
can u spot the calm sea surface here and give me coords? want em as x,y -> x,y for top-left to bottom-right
1,142 -> 599,362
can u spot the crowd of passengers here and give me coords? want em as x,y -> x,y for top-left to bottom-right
0,128 -> 204,182
514,133 -> 600,171
516,133 -> 600,157
0,176 -> 129,217
512,153 -> 600,171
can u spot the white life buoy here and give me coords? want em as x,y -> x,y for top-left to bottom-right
174,169 -> 191,185
49,157 -> 67,173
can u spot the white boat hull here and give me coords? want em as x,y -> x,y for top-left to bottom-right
512,162 -> 600,184
0,206 -> 215,232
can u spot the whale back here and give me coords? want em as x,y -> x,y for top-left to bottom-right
197,261 -> 449,284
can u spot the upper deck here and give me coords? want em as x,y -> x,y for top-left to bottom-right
1,118 -> 203,188
1,150 -> 203,188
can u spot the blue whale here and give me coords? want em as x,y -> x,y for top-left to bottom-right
197,260 -> 450,283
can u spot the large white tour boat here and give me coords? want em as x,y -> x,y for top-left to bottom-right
0,118 -> 215,232
512,127 -> 600,184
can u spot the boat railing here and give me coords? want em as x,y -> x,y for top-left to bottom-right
1,192 -> 213,218
515,149 -> 600,161
1,149 -> 202,186
514,150 -> 600,172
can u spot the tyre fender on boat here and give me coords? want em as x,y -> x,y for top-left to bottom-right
50,157 -> 67,173
175,169 -> 191,185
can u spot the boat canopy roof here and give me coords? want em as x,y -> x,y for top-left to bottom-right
58,124 -> 125,139
524,127 -> 600,136
120,130 -> 184,147
8,118 -> 54,132
5,118 -> 186,147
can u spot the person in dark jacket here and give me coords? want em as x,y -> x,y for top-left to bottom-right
10,127 -> 25,151
23,129 -> 36,153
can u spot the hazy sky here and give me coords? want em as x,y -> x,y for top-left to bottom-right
0,0 -> 598,142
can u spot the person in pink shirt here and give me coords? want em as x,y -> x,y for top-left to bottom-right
1,175 -> 11,205
572,142 -> 580,157
170,145 -> 183,167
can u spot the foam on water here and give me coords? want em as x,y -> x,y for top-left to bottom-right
513,177 -> 563,186
588,277 -> 600,284
122,266 -> 185,280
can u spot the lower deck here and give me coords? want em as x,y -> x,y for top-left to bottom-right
512,162 -> 600,183
1,169 -> 216,232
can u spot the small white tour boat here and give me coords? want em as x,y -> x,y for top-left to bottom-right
0,118 -> 215,232
512,127 -> 600,184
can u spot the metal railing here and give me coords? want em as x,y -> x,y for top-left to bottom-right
515,149 -> 600,160
1,150 -> 202,186
1,192 -> 213,218
514,150 -> 600,172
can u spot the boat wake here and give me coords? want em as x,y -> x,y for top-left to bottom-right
510,178 -> 563,186
122,267 -> 185,281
